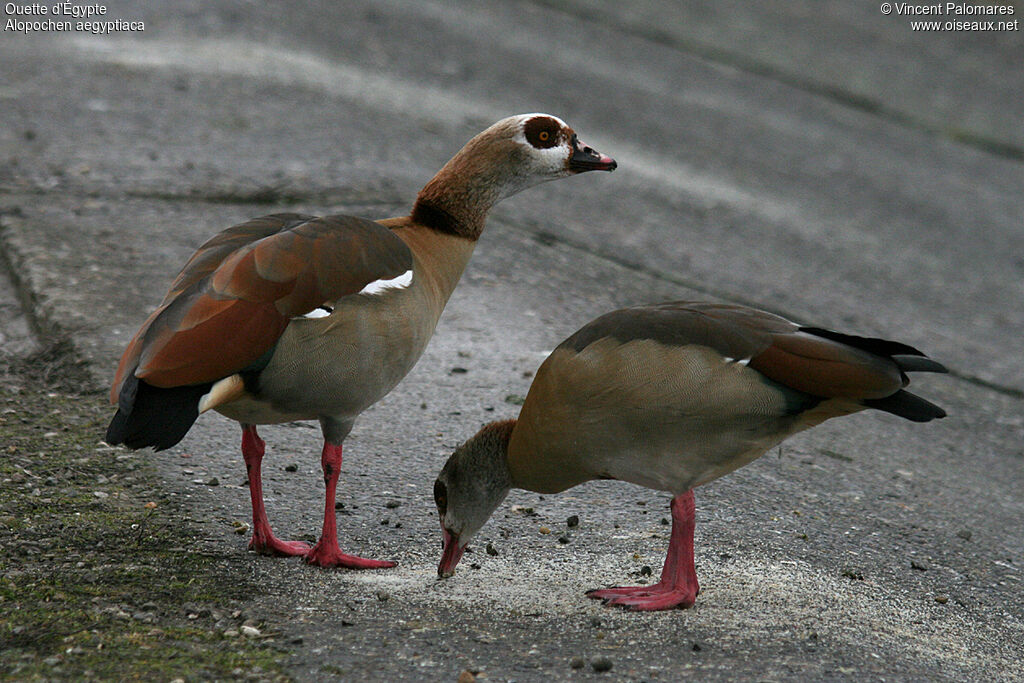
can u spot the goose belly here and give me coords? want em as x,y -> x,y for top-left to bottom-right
588,416 -> 794,493
220,290 -> 437,424
511,340 -> 812,494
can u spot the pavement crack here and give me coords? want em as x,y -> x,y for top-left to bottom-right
0,184 -> 406,209
124,186 -> 406,208
0,221 -> 95,393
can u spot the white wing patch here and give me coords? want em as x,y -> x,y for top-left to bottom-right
295,270 -> 413,319
359,269 -> 413,296
301,306 -> 333,319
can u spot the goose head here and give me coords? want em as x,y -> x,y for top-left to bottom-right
435,420 -> 515,578
414,114 -> 615,238
508,112 -> 617,179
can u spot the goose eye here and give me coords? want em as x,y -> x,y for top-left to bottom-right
538,131 -> 550,142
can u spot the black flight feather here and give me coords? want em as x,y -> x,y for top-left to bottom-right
105,374 -> 211,451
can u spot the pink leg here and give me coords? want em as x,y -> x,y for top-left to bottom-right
587,491 -> 699,611
304,442 -> 397,569
241,425 -> 310,557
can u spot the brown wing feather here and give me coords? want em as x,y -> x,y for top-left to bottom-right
559,301 -> 906,401
160,214 -> 301,304
558,302 -> 786,359
111,213 -> 413,402
748,332 -> 903,399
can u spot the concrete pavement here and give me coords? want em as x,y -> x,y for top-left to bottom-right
2,1 -> 1022,680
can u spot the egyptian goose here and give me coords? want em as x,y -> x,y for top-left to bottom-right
435,301 -> 947,609
105,114 -> 616,568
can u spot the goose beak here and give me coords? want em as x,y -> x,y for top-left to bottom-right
438,527 -> 465,578
568,135 -> 617,173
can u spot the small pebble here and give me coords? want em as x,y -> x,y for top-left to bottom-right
558,535 -> 571,544
639,565 -> 652,577
457,671 -> 476,683
956,529 -> 972,541
376,590 -> 389,602
505,394 -> 525,405
450,367 -> 468,374
240,625 -> 260,638
910,560 -> 928,571
380,518 -> 389,525
206,477 -> 219,487
566,515 -> 579,528
591,656 -> 613,673
470,563 -> 481,570
385,500 -> 400,509
284,464 -> 298,472
570,656 -> 585,669
486,542 -> 499,556
692,642 -> 702,652
934,595 -> 949,604
539,526 -> 551,535
660,517 -> 669,526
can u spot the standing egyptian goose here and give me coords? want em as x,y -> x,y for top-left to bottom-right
106,114 -> 616,568
435,301 -> 947,609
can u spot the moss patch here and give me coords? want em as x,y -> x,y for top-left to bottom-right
0,385 -> 289,681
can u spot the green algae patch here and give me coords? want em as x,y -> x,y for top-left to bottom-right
0,387 -> 289,681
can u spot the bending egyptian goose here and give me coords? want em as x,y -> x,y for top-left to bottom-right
435,301 -> 947,609
105,114 -> 616,568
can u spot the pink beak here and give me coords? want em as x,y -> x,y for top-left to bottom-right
568,136 -> 617,173
438,528 -> 465,578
